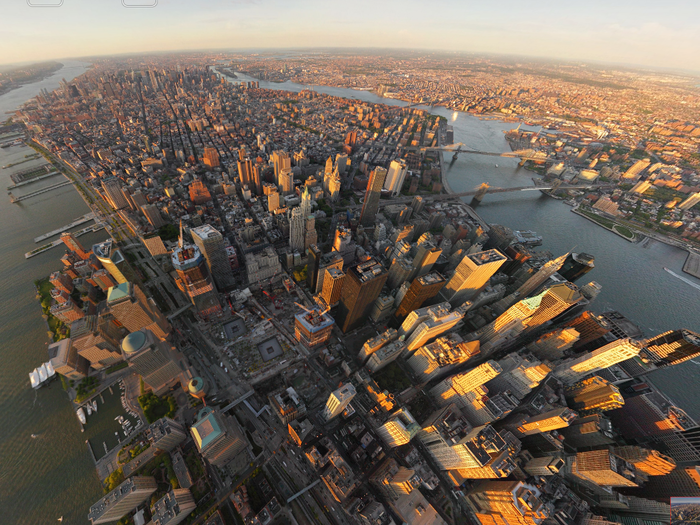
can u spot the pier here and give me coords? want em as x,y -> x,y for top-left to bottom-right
7,171 -> 60,190
683,251 -> 700,280
10,180 -> 73,203
34,212 -> 95,243
25,223 -> 105,259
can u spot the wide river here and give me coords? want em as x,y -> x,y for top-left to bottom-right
0,63 -> 698,524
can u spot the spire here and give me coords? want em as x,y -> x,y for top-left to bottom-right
179,219 -> 183,249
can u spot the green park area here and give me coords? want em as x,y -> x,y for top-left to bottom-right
138,392 -> 177,423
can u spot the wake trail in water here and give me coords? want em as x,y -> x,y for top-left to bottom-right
663,267 -> 700,292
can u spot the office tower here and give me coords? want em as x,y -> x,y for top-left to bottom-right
141,204 -> 165,229
511,407 -> 578,437
271,150 -> 291,183
307,244 -> 322,290
149,488 -> 196,525
202,146 -> 220,168
93,239 -> 138,284
394,273 -> 445,322
559,253 -> 595,282
60,232 -> 91,260
368,295 -> 394,323
315,252 -> 344,294
332,226 -> 355,265
131,190 -> 147,209
289,207 -> 305,252
565,376 -> 625,415
405,303 -> 468,352
565,311 -> 611,348
107,282 -> 169,339
640,329 -> 700,368
358,329 -> 398,362
635,466 -> 700,502
559,414 -> 616,448
50,270 -> 74,294
485,354 -> 551,401
171,244 -> 221,317
479,283 -> 582,355
267,188 -> 280,212
320,268 -> 345,307
300,185 -> 312,217
460,388 -> 520,427
377,409 -> 420,447
387,257 -> 413,289
191,406 -> 247,466
400,302 -> 449,337
465,481 -> 550,524
366,338 -> 406,373
144,417 -> 187,452
335,258 -> 388,333
269,387 -> 307,425
191,224 -> 235,290
237,157 -> 254,188
516,252 -> 569,298
407,334 -> 480,381
523,457 -> 566,477
294,306 -> 335,349
552,338 -> 642,385
360,167 -> 387,226
88,476 -> 157,524
278,167 -> 294,195
370,459 -> 421,502
188,179 -> 211,205
613,446 -> 675,477
101,176 -> 129,210
71,315 -> 122,369
408,242 -> 442,281
321,384 -> 356,421
430,361 -> 502,407
328,172 -> 341,202
383,159 -> 408,196
121,329 -> 181,395
569,449 -> 638,488
48,338 -> 89,379
527,327 -> 580,361
439,250 -> 507,307
679,192 -> 700,210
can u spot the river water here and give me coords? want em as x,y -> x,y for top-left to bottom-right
1,63 -> 698,524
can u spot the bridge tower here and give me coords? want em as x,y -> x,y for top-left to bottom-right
452,146 -> 462,161
473,183 -> 489,203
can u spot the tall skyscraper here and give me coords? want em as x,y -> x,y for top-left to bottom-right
679,192 -> 700,210
141,204 -> 165,229
320,268 -> 345,307
93,239 -> 138,284
613,446 -> 676,477
565,311 -> 611,348
322,384 -> 356,421
383,159 -> 408,196
300,185 -> 313,218
335,258 -> 388,333
552,338 -> 642,385
405,303 -> 469,352
516,252 -> 569,298
191,224 -> 235,291
430,361 -> 502,407
407,334 -> 480,382
278,167 -> 294,195
71,315 -> 122,369
306,244 -> 323,291
634,466 -> 700,502
61,232 -> 91,260
569,449 -> 638,488
190,407 -> 247,467
88,476 -> 157,524
237,157 -> 255,189
408,242 -> 442,281
439,250 -> 507,307
527,327 -> 580,361
565,376 -> 625,415
640,329 -> 700,369
360,167 -> 387,227
149,489 -> 196,525
144,417 -> 187,452
465,481 -> 551,524
171,243 -> 221,317
271,150 -> 291,184
559,252 -> 595,283
121,329 -> 182,395
289,207 -> 306,252
107,282 -> 170,340
394,272 -> 446,322
377,409 -> 420,447
510,407 -> 578,437
101,176 -> 129,210
294,306 -> 335,349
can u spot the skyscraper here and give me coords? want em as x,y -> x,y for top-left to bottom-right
439,250 -> 507,307
191,224 -> 235,291
510,407 -> 578,437
61,232 -> 91,260
121,329 -> 182,395
271,150 -> 291,184
565,376 -> 625,415
300,185 -> 312,218
203,147 -> 220,168
559,252 -> 595,283
141,204 -> 165,229
407,334 -> 480,381
527,327 -> 580,361
408,242 -> 442,281
190,407 -> 247,467
516,252 -> 569,298
71,315 -> 122,369
107,282 -> 170,340
88,476 -> 157,524
383,159 -> 408,196
279,167 -> 294,195
101,176 -> 129,210
394,272 -> 446,322
377,409 -> 420,447
569,449 -> 638,488
294,306 -> 335,349
335,258 -> 388,333
171,243 -> 221,317
149,489 -> 196,525
613,446 -> 676,477
306,244 -> 323,291
552,338 -> 642,385
322,384 -> 356,421
465,481 -> 551,524
430,361 -> 502,407
237,157 -> 255,189
320,268 -> 345,307
289,207 -> 306,252
405,303 -> 469,352
679,192 -> 700,210
640,329 -> 700,368
93,239 -> 139,284
360,167 -> 387,226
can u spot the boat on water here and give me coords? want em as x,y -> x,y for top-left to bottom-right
31,434 -> 38,439
76,407 -> 86,425
92,400 -> 98,412
87,405 -> 92,416
663,267 -> 700,292
29,361 -> 56,389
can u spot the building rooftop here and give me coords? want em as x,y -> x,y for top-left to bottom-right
107,282 -> 131,303
295,308 -> 335,332
468,249 -> 507,266
171,244 -> 204,270
87,477 -> 155,523
122,330 -> 148,354
350,258 -> 386,283
191,224 -> 221,240
191,408 -> 223,451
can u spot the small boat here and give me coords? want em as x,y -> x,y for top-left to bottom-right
87,405 -> 92,416
495,164 -> 499,168
92,400 -> 98,412
58,517 -> 63,522
77,407 -> 86,425
31,434 -> 38,439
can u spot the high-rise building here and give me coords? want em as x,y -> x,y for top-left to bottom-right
407,334 -> 480,381
383,159 -> 408,196
640,329 -> 700,369
430,361 -> 502,407
61,232 -> 91,260
314,252 -> 344,294
300,185 -> 313,217
635,466 -> 700,502
370,459 -> 421,502
101,176 -> 129,210
613,446 -> 676,477
320,268 -> 345,307
511,407 -> 578,437
408,242 -> 442,281
71,315 -> 122,369
527,327 -> 580,361
465,481 -> 550,524
516,252 -> 569,298
306,244 -> 323,291
289,207 -> 306,252
552,338 -> 642,385
88,476 -> 157,524
366,338 -> 406,373
321,384 -> 356,421
149,488 -> 196,525
439,250 -> 507,307
523,456 -> 566,477
335,258 -> 388,333
565,376 -> 625,415
191,224 -> 235,290
144,417 -> 187,452
565,311 -> 611,349
48,338 -> 89,379
394,272 -> 446,322
171,244 -> 221,317
485,354 -> 551,401
278,167 -> 294,195
93,239 -> 138,284
237,157 -> 254,189
559,253 -> 595,283
121,329 -> 182,395
203,147 -> 220,168
559,414 -> 616,449
107,282 -> 170,339
141,204 -> 165,229
294,306 -> 335,349
569,449 -> 638,488
387,257 -> 413,289
405,304 -> 468,352
358,329 -> 398,363
188,179 -> 212,205
271,150 -> 291,184
360,167 -> 387,226
622,158 -> 651,180
190,407 -> 247,467
377,408 -> 420,447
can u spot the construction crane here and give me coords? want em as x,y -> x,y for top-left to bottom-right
294,302 -> 330,317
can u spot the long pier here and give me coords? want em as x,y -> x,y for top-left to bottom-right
7,171 -> 60,190
34,212 -> 96,243
683,251 -> 700,280
10,180 -> 73,203
25,223 -> 105,259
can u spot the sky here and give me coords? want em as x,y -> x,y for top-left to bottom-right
1,0 -> 700,71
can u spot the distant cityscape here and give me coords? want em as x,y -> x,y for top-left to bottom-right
4,50 -> 700,525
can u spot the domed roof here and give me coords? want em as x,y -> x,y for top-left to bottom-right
188,377 -> 206,394
122,330 -> 147,354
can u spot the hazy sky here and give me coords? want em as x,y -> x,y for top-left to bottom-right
2,0 -> 700,71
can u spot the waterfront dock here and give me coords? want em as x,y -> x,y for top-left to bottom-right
33,212 -> 95,243
7,171 -> 60,190
25,223 -> 104,258
10,180 -> 73,203
683,251 -> 700,279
